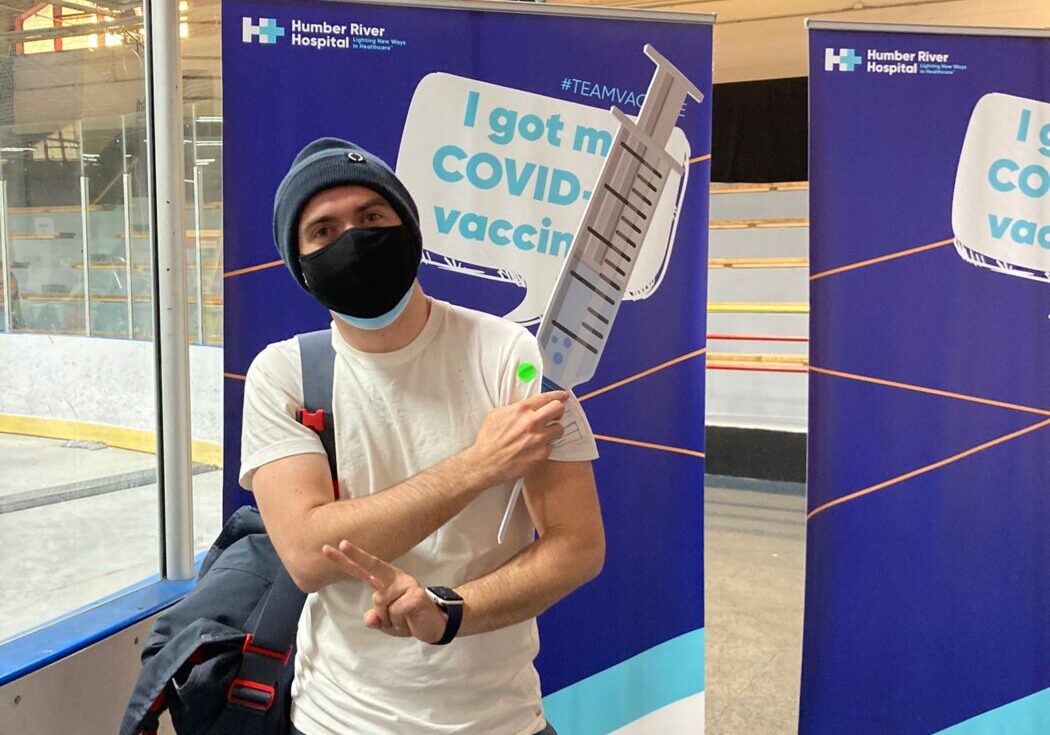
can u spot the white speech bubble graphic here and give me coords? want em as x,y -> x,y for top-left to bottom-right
952,93 -> 1050,284
396,73 -> 690,324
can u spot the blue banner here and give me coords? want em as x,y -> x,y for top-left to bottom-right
221,2 -> 712,732
805,24 -> 1050,735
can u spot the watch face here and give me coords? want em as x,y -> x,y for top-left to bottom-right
427,586 -> 463,604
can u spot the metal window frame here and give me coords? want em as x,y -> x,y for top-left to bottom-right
144,0 -> 195,581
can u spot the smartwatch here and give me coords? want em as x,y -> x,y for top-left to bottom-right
425,586 -> 464,645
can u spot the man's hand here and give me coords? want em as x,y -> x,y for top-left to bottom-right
321,540 -> 448,644
467,391 -> 568,487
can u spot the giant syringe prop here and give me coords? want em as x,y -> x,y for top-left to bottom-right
498,45 -> 704,542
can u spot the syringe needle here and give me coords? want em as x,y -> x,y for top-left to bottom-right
498,478 -> 525,544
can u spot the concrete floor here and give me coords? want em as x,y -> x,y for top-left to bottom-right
705,482 -> 806,735
0,433 -> 224,642
0,435 -> 159,497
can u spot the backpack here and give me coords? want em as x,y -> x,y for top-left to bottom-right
120,329 -> 337,735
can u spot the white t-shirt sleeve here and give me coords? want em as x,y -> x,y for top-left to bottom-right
500,329 -> 600,463
239,341 -> 327,491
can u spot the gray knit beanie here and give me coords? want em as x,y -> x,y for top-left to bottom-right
272,137 -> 422,291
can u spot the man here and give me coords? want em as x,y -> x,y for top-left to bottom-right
240,137 -> 605,735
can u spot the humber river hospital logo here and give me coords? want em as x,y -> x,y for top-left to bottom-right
243,17 -> 286,44
825,48 -> 862,72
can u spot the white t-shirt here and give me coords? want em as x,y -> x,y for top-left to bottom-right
239,298 -> 599,735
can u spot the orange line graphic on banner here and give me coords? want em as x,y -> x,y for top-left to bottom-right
689,154 -> 712,164
224,260 -> 284,279
810,238 -> 954,281
807,418 -> 1050,521
810,366 -> 1050,418
578,348 -> 706,403
224,372 -> 246,381
595,434 -> 704,459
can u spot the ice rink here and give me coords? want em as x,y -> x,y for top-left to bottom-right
0,434 -> 223,642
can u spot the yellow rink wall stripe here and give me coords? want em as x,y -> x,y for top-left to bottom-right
708,302 -> 809,314
0,414 -> 223,468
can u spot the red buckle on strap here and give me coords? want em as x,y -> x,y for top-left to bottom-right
227,678 -> 275,711
297,408 -> 325,432
241,633 -> 292,665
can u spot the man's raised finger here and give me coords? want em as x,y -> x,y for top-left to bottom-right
322,544 -> 374,585
338,540 -> 399,588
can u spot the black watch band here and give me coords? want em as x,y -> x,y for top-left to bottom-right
426,586 -> 464,645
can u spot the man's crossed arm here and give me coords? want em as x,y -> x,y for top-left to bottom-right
252,391 -> 605,636
324,459 -> 604,642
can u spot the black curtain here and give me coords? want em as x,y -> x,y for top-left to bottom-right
710,76 -> 808,183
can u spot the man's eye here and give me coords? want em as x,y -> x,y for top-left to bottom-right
365,211 -> 383,223
313,226 -> 330,240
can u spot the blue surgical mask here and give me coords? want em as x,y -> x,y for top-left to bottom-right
333,284 -> 413,330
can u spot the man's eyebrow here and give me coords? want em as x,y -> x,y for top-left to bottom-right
300,213 -> 339,233
354,196 -> 391,214
300,197 -> 392,235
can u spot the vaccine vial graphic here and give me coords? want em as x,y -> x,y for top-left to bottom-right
952,93 -> 1050,284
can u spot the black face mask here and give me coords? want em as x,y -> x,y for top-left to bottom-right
299,224 -> 422,318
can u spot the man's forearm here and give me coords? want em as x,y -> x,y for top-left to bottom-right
299,450 -> 488,590
269,390 -> 568,593
454,530 -> 605,636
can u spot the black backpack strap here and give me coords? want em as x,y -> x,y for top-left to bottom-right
223,330 -> 335,725
225,567 -> 305,721
297,328 -> 338,499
